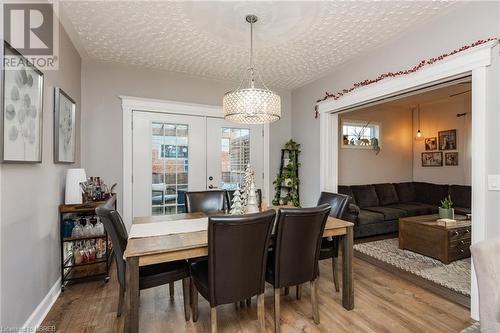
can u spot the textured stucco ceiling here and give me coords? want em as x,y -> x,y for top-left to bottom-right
61,1 -> 456,89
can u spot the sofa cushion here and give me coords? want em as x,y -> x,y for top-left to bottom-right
449,185 -> 471,209
351,185 -> 379,208
455,207 -> 471,216
363,206 -> 407,220
386,203 -> 437,216
374,183 -> 400,206
338,185 -> 356,205
414,182 -> 449,206
356,210 -> 385,226
394,182 -> 416,203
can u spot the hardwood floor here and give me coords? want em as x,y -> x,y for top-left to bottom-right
43,257 -> 473,332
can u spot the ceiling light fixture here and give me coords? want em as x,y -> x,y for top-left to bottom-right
223,15 -> 281,124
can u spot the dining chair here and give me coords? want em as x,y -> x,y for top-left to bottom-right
190,210 -> 276,333
95,195 -> 191,320
317,192 -> 349,292
266,204 -> 331,332
185,190 -> 229,214
226,189 -> 262,210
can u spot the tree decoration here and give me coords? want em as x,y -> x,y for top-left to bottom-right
230,188 -> 243,215
245,182 -> 260,214
272,140 -> 301,207
314,38 -> 499,118
241,164 -> 255,209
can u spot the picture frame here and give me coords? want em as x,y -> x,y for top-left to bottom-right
445,152 -> 459,166
424,137 -> 437,151
1,42 -> 44,163
438,129 -> 457,150
54,87 -> 76,163
421,152 -> 443,167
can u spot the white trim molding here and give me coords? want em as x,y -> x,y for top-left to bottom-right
317,40 -> 498,320
22,278 -> 61,331
120,96 -> 271,227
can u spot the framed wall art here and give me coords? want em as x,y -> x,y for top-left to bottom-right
424,137 -> 437,151
422,152 -> 443,167
438,129 -> 457,150
1,42 -> 44,163
54,87 -> 76,163
445,152 -> 459,166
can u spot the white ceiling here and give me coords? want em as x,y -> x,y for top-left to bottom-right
60,1 -> 457,90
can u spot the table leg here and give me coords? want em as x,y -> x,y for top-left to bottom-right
341,226 -> 354,310
125,256 -> 139,333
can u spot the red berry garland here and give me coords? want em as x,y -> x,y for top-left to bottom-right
314,38 -> 499,119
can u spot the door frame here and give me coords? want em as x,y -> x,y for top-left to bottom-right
316,40 -> 498,319
120,96 -> 270,228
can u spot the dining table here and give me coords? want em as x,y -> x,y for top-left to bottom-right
123,210 -> 354,333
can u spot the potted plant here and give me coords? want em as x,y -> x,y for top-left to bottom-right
439,195 -> 454,219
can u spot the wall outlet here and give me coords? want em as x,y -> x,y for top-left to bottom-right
488,175 -> 500,191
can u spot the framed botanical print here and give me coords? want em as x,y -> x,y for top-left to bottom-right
1,42 -> 44,163
438,129 -> 457,150
422,152 -> 443,167
54,87 -> 76,163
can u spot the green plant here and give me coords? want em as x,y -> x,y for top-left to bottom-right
272,140 -> 301,207
440,195 -> 453,209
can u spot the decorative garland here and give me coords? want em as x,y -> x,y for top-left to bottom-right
314,37 -> 499,118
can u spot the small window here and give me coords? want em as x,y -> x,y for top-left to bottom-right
341,120 -> 381,149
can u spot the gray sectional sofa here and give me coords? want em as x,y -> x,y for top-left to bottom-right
338,182 -> 471,239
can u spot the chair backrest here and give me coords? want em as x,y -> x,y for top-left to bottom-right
185,190 -> 228,214
271,204 -> 331,287
227,189 -> 262,210
95,195 -> 128,288
317,192 -> 349,219
471,237 -> 500,332
207,210 -> 276,306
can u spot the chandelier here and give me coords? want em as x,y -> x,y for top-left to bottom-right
223,15 -> 281,124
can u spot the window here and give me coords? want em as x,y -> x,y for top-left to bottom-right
220,127 -> 250,190
341,120 -> 381,149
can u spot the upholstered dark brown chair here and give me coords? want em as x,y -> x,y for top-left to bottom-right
95,195 -> 191,320
190,210 -> 276,333
266,204 -> 331,332
317,192 -> 349,292
226,189 -> 262,210
185,190 -> 229,214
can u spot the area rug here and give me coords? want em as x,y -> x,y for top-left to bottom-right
354,238 -> 470,297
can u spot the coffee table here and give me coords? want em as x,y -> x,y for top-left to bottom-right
399,214 -> 471,264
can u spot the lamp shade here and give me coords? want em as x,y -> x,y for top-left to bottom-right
65,168 -> 87,204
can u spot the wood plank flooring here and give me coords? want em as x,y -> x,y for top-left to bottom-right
42,257 -> 473,332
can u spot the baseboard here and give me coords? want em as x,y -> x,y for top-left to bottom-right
22,278 -> 61,330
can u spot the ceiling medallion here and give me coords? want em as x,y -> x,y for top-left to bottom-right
223,14 -> 281,124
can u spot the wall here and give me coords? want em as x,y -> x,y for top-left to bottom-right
81,61 -> 291,214
0,24 -> 82,327
338,105 -> 413,185
413,94 -> 472,185
291,1 -> 500,207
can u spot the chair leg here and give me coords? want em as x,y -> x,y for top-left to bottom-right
169,282 -> 175,300
211,306 -> 217,333
257,294 -> 265,333
311,279 -> 320,324
284,286 -> 290,296
182,278 -> 191,321
240,300 -> 245,308
246,298 -> 251,306
190,279 -> 199,322
274,288 -> 281,333
296,284 -> 302,300
117,284 -> 125,317
332,256 -> 340,292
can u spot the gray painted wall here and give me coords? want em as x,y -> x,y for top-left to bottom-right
291,2 -> 500,207
0,24 -> 82,327
81,61 -> 291,214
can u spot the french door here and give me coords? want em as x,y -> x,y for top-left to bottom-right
132,111 -> 263,217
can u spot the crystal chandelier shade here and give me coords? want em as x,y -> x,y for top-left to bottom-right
223,15 -> 281,124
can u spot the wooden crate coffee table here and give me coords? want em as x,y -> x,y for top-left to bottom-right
399,214 -> 471,264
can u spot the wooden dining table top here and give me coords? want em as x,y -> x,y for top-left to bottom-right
124,211 -> 354,266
